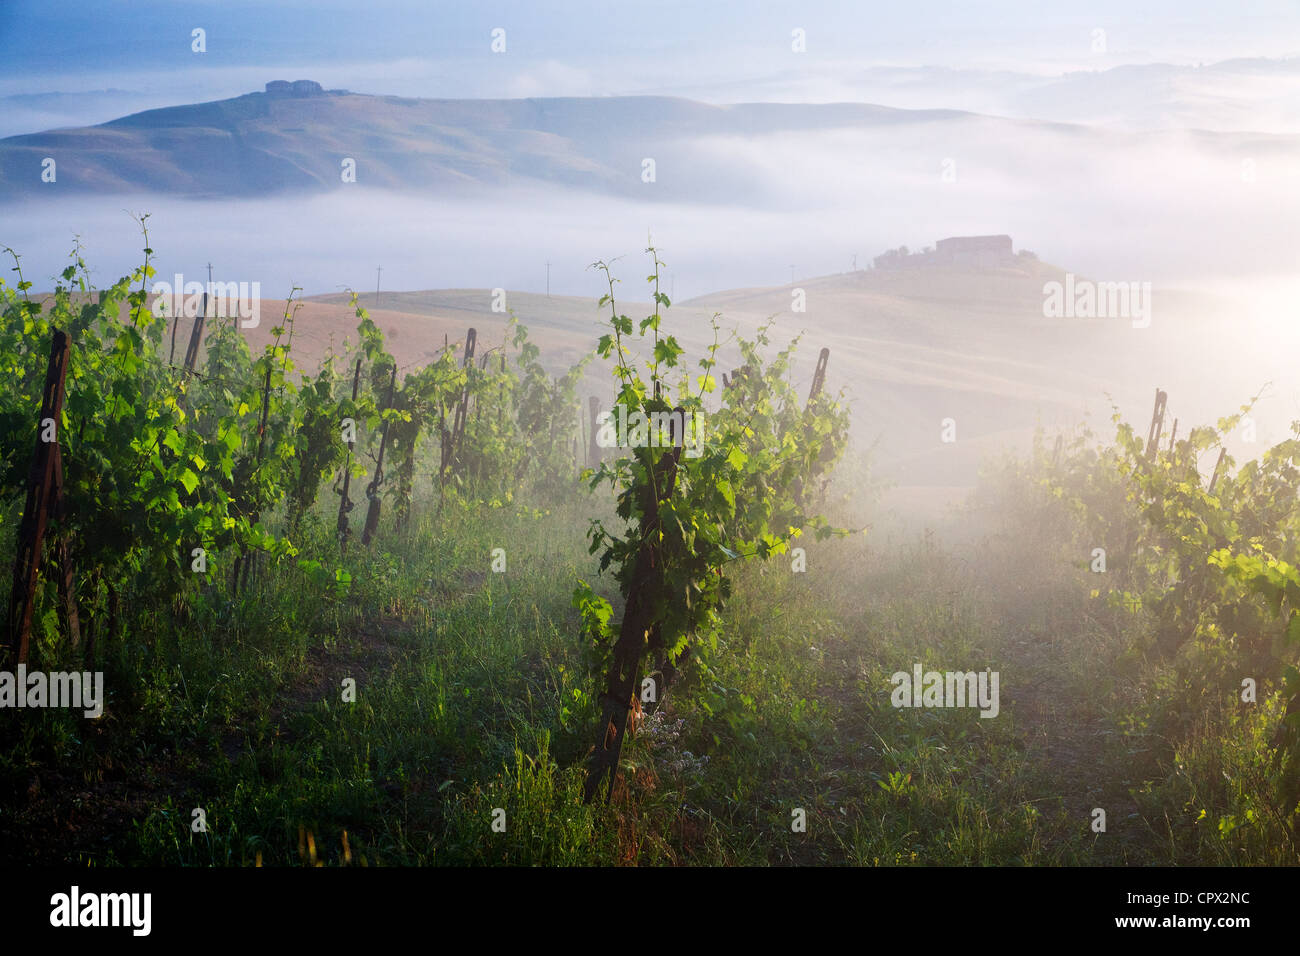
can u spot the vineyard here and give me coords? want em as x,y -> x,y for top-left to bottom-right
0,233 -> 1297,866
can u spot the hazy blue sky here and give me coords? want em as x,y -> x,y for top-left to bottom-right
3,0 -> 1298,102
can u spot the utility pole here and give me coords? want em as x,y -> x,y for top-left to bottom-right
852,253 -> 857,271
204,262 -> 213,319
546,261 -> 550,297
375,266 -> 382,307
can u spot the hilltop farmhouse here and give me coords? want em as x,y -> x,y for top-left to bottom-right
264,80 -> 327,97
874,235 -> 1017,271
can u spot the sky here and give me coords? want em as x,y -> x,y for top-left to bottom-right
2,0 -> 1299,104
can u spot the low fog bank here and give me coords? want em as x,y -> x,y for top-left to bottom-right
5,183 -> 1292,439
2,105 -> 1295,293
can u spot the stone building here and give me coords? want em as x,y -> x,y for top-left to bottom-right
264,80 -> 325,97
933,235 -> 1014,269
874,235 -> 1015,270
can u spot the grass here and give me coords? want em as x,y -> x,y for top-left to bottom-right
0,465 -> 1294,866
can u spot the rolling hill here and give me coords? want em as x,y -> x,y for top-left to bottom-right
3,80 -> 1290,207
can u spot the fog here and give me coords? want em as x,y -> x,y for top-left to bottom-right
3,93 -> 1297,474
4,115 -> 1295,299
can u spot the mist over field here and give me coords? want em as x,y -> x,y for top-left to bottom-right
5,101 -> 1297,295
5,113 -> 1296,478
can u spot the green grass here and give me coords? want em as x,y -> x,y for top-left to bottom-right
0,471 -> 1294,866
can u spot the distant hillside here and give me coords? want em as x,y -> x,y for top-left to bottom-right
5,81 -> 1285,203
0,82 -> 940,199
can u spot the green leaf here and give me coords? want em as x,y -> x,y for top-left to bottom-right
717,479 -> 735,511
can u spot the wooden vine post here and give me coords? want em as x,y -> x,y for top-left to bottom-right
361,362 -> 398,547
721,366 -> 747,391
583,408 -> 687,805
792,347 -> 831,504
587,396 -> 601,467
336,357 -> 363,553
5,329 -> 74,666
467,346 -> 501,483
1146,388 -> 1168,460
1121,386 -> 1170,572
441,328 -> 476,484
499,353 -> 506,435
231,359 -> 275,594
808,347 -> 829,404
49,433 -> 80,651
1207,447 -> 1228,495
182,288 -> 208,373
394,427 -> 416,535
